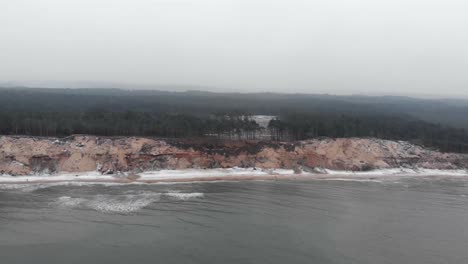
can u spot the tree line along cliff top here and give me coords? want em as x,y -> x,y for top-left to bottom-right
0,87 -> 468,153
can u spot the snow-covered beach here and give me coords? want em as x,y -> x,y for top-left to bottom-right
2,167 -> 468,187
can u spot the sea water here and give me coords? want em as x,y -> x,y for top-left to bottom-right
1,177 -> 468,264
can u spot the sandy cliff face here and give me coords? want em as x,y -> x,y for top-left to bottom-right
1,135 -> 467,176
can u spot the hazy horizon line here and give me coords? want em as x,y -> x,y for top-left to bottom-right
1,80 -> 468,100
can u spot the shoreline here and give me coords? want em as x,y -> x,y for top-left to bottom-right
2,168 -> 468,185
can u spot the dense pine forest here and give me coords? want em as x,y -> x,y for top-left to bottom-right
1,87 -> 468,153
269,114 -> 468,153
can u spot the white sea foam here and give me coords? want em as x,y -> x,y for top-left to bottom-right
0,183 -> 63,192
51,190 -> 203,213
52,192 -> 161,213
139,167 -> 295,180
85,194 -> 160,213
321,168 -> 468,177
164,191 -> 204,200
54,196 -> 86,207
0,181 -> 125,192
320,178 -> 384,183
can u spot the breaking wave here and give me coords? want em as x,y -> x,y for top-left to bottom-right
52,192 -> 161,213
0,181 -> 124,192
319,178 -> 384,183
51,191 -> 205,213
164,191 -> 204,200
321,168 -> 468,176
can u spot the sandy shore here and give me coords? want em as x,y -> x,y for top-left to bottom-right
2,171 -> 468,185
0,174 -> 315,184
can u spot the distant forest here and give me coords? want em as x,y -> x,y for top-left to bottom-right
1,87 -> 468,153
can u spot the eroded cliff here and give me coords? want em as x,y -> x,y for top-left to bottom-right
1,135 -> 467,176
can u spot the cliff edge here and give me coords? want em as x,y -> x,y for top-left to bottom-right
1,135 -> 467,176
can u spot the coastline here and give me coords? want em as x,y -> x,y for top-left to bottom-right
2,168 -> 468,185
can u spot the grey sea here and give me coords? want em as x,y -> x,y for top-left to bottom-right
1,177 -> 468,264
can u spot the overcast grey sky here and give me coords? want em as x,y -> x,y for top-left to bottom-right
1,0 -> 467,95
